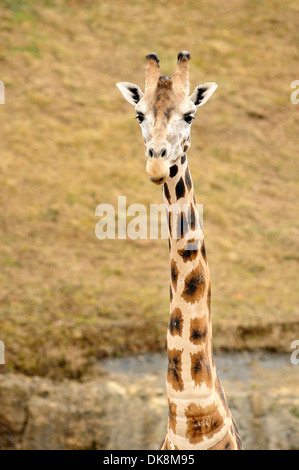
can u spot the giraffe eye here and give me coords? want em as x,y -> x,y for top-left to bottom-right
135,114 -> 144,124
184,115 -> 194,125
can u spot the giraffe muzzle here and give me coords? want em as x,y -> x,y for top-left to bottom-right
146,158 -> 170,185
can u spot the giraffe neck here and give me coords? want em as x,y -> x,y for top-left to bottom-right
161,154 -> 242,450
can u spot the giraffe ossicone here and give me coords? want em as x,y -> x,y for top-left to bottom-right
116,51 -> 243,450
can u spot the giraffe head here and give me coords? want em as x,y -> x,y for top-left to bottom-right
116,51 -> 217,185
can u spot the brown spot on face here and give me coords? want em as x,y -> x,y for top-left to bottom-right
170,284 -> 173,302
152,83 -> 175,124
169,307 -> 183,336
190,317 -> 208,345
168,400 -> 177,434
182,261 -> 206,303
165,106 -> 174,121
167,348 -> 184,392
190,351 -> 213,388
185,402 -> 224,445
170,259 -> 179,291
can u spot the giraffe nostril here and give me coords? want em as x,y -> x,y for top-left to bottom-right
149,148 -> 154,158
161,149 -> 167,158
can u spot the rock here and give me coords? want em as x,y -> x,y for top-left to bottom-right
0,371 -> 167,450
0,374 -> 106,450
0,352 -> 298,450
0,374 -> 31,448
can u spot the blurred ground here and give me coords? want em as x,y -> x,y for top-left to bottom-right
0,0 -> 299,379
1,352 -> 299,450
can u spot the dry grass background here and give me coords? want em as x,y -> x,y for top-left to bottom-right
0,0 -> 299,378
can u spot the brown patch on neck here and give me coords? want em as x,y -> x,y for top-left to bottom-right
201,241 -> 207,262
190,351 -> 213,389
169,307 -> 183,336
187,204 -> 197,231
167,210 -> 172,238
181,260 -> 206,303
207,281 -> 211,321
208,432 -> 236,450
175,210 -> 188,240
189,316 -> 208,345
178,237 -> 199,262
168,400 -> 177,434
167,348 -> 184,392
170,259 -> 179,291
163,182 -> 171,204
185,402 -> 224,445
178,244 -> 198,263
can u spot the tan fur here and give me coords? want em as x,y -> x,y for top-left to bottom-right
146,157 -> 169,183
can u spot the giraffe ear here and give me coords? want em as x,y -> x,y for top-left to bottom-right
116,82 -> 144,106
189,82 -> 218,107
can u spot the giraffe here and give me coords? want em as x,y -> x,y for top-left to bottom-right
116,51 -> 243,450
